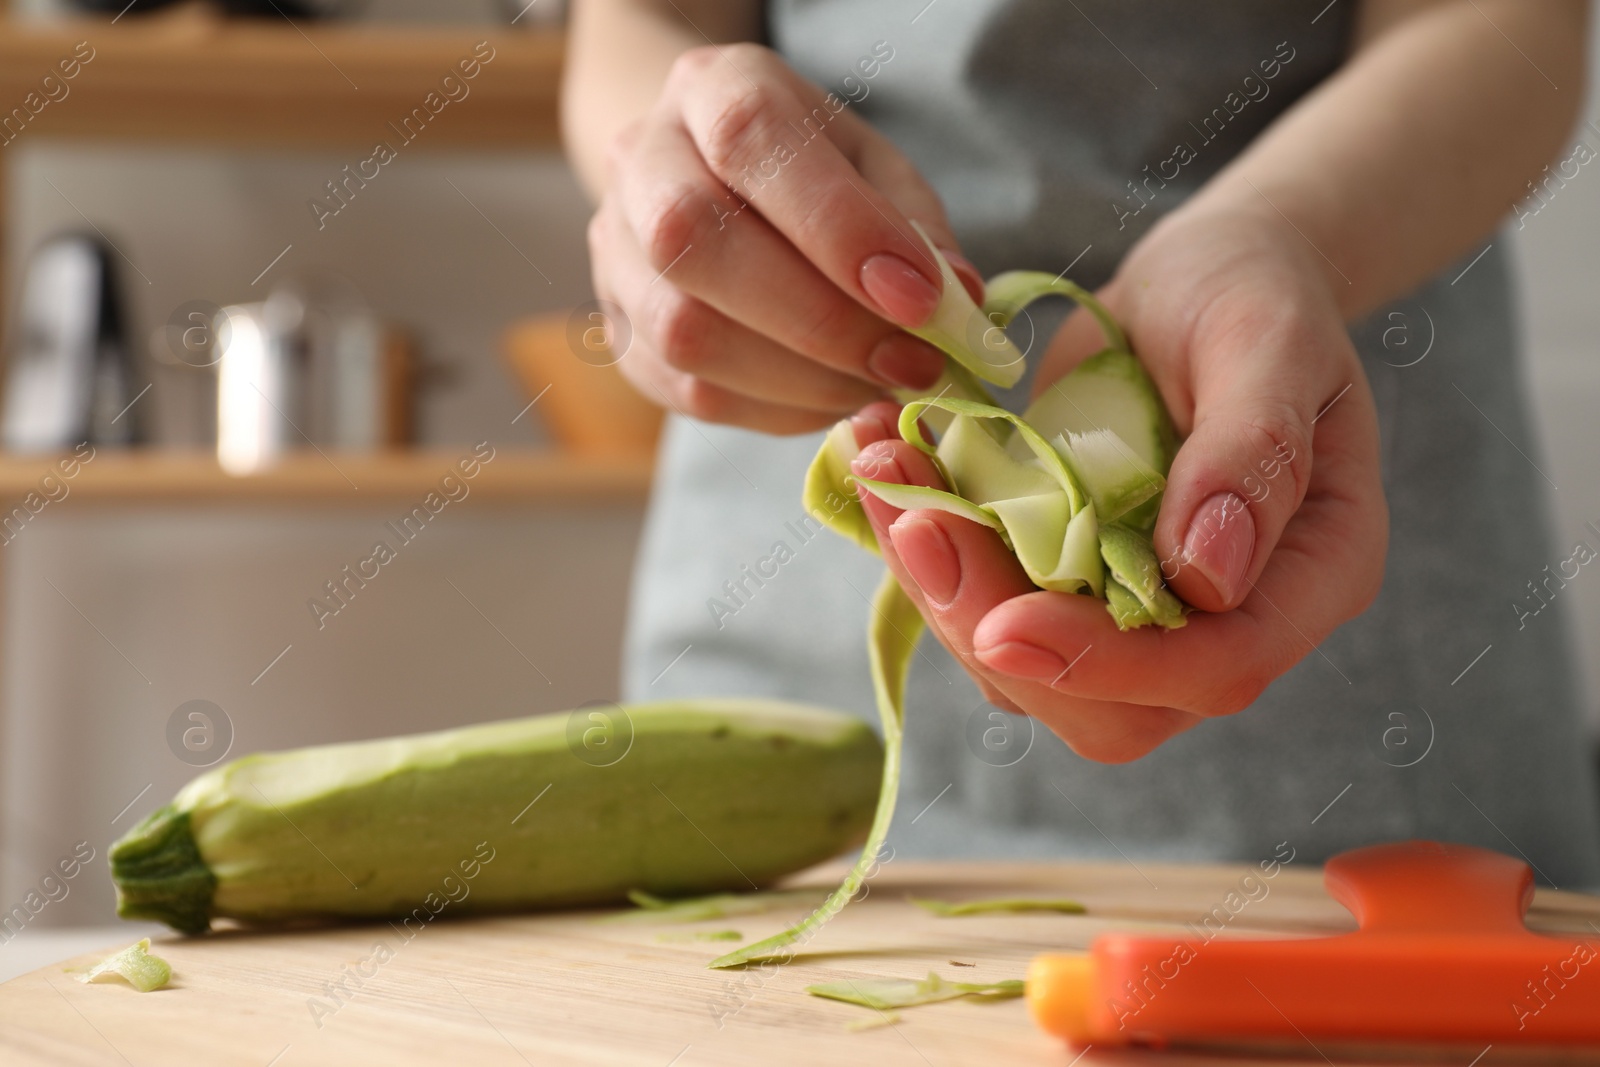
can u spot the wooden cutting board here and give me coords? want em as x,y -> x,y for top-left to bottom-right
4,860 -> 1599,1066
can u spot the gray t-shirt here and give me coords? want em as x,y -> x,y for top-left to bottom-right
623,0 -> 1600,887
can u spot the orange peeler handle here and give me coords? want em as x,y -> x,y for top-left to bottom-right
1028,841 -> 1600,1047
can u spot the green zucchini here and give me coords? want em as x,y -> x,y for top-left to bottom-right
111,699 -> 881,934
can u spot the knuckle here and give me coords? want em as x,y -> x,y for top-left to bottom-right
666,45 -> 723,89
1173,622 -> 1276,718
636,185 -> 707,275
678,376 -> 730,423
1197,672 -> 1271,717
815,379 -> 878,414
1233,404 -> 1312,506
603,119 -> 642,176
652,294 -> 714,374
699,82 -> 784,175
613,349 -> 653,395
781,288 -> 874,364
785,298 -> 854,355
1195,621 -> 1309,717
1071,727 -> 1166,765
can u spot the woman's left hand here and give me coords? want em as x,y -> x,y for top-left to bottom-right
848,202 -> 1388,763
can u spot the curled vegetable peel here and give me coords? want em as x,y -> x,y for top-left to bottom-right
79,938 -> 172,992
807,971 -> 1026,1011
910,896 -> 1086,917
709,571 -> 920,969
806,238 -> 1187,630
711,244 -> 1186,971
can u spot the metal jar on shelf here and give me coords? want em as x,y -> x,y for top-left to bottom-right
207,278 -> 410,474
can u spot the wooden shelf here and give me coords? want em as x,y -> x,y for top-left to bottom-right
0,10 -> 564,149
0,16 -> 599,502
0,449 -> 652,505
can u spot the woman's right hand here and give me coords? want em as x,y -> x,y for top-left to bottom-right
587,42 -> 983,434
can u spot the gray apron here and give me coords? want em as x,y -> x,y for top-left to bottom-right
623,0 -> 1600,888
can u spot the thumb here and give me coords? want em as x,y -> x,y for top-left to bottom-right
1155,371 -> 1331,614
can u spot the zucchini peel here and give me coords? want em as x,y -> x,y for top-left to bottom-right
807,971 -> 1025,1011
806,252 -> 1188,631
78,938 -> 172,993
718,253 -> 1191,973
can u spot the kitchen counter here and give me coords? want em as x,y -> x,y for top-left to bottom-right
2,860 -> 1598,1065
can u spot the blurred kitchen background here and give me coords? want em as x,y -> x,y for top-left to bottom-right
0,0 -> 1597,939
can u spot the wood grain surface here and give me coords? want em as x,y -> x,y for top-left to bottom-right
3,860 -> 1599,1066
0,9 -> 564,150
0,450 -> 652,505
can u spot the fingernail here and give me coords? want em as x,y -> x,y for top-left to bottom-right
889,516 -> 960,607
851,440 -> 906,486
860,253 -> 942,328
974,640 -> 1069,682
939,247 -> 985,302
867,332 -> 945,390
1181,492 -> 1254,605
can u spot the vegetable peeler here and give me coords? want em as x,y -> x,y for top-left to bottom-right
1027,840 -> 1600,1048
